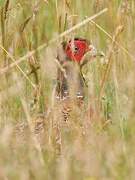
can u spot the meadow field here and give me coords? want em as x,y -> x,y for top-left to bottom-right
0,0 -> 135,179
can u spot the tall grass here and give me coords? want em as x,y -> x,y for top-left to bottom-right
0,0 -> 135,179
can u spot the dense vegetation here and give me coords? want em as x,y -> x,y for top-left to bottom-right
0,0 -> 135,179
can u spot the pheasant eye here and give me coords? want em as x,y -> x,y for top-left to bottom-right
74,46 -> 79,53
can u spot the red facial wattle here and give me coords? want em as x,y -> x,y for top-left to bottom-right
65,39 -> 91,63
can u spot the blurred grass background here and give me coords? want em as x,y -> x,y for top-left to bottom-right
0,0 -> 135,179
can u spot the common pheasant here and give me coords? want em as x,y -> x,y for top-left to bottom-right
56,37 -> 102,99
55,37 -> 103,121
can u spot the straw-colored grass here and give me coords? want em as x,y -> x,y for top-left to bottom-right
0,0 -> 135,179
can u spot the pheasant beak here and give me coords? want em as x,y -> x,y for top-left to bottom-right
88,45 -> 105,58
88,44 -> 97,57
80,45 -> 105,67
95,50 -> 105,57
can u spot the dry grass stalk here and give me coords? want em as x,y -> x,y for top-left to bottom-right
0,8 -> 108,75
99,25 -> 124,100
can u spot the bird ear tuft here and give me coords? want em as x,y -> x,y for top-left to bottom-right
61,41 -> 67,50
